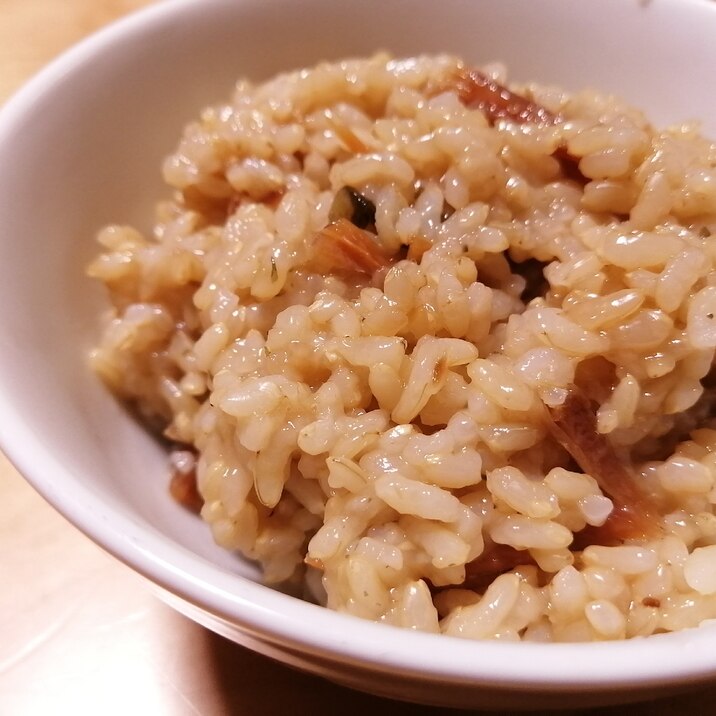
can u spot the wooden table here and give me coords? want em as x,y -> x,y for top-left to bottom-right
2,2 -> 716,714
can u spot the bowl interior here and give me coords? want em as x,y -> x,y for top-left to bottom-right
2,0 -> 716,692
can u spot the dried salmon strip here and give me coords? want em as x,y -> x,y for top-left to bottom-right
445,68 -> 585,182
169,465 -> 203,513
330,120 -> 370,154
547,387 -> 661,542
451,68 -> 557,127
307,218 -> 392,277
460,543 -> 537,591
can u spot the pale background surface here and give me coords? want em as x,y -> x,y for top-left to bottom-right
1,1 -> 715,714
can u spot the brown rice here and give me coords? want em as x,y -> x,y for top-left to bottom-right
88,54 -> 716,642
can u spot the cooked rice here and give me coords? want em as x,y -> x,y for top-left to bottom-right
88,53 -> 716,642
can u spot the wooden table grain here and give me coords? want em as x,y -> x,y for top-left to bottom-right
2,2 -> 716,714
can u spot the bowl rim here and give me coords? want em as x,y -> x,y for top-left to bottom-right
3,0 -> 716,692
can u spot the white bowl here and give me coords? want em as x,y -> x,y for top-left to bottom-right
1,0 -> 716,709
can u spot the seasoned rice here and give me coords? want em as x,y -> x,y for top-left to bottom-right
88,53 -> 716,642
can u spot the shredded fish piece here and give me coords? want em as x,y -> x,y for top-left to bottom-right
547,387 -> 661,542
460,543 -> 536,592
308,218 -> 391,276
169,466 -> 203,513
447,68 -> 584,182
330,120 -> 370,154
406,235 -> 432,262
451,68 -> 557,126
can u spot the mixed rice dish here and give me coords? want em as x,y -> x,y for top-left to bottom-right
89,54 -> 716,642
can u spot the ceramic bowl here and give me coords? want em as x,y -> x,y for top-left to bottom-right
1,0 -> 716,708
